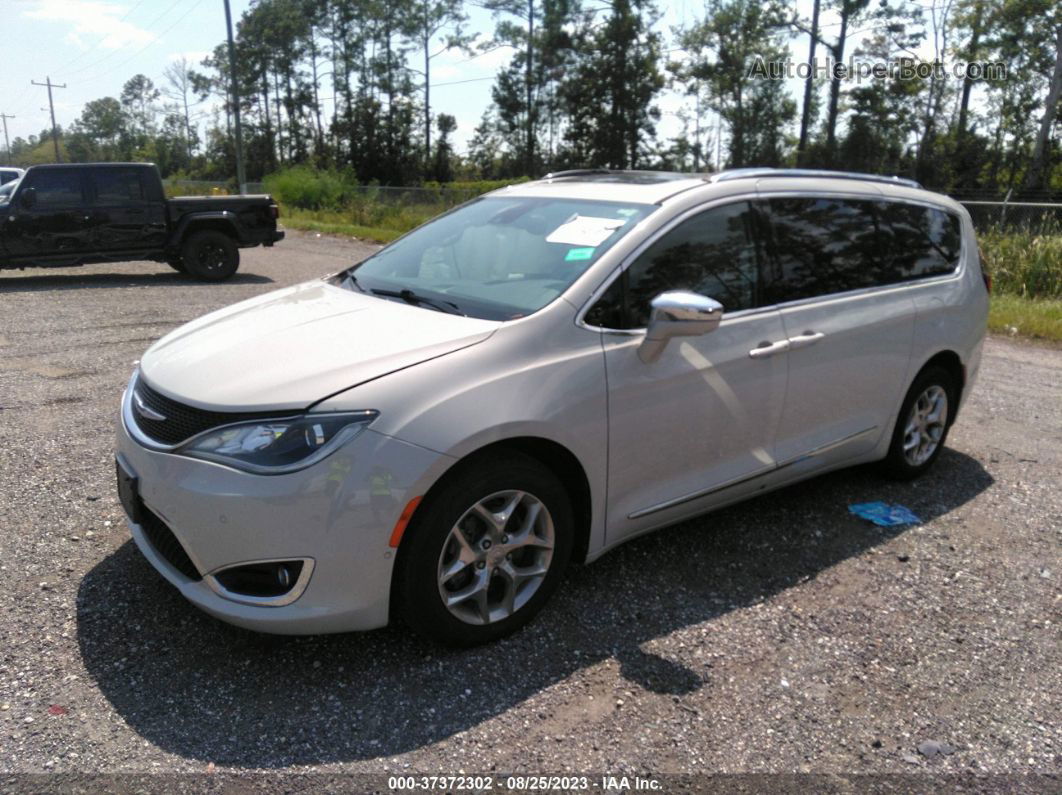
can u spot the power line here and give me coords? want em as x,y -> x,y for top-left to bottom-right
31,77 -> 67,162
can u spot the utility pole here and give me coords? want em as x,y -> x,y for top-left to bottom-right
0,113 -> 13,161
31,77 -> 66,162
223,0 -> 247,194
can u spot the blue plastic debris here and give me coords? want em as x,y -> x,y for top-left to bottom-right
848,501 -> 921,527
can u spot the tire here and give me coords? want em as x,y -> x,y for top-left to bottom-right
880,364 -> 958,480
166,258 -> 186,273
181,230 -> 239,281
394,451 -> 574,646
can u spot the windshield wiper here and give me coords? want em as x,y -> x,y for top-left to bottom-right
341,271 -> 366,292
370,287 -> 465,316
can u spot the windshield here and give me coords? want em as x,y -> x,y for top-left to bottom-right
340,196 -> 655,320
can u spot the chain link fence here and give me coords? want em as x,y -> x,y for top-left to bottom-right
957,201 -> 1061,233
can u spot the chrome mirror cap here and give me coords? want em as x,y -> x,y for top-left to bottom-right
638,290 -> 724,363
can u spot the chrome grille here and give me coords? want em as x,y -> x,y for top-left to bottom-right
131,376 -> 280,447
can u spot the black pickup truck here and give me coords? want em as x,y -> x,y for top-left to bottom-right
0,162 -> 283,281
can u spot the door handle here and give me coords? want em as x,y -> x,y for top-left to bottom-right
788,331 -> 826,349
749,339 -> 791,359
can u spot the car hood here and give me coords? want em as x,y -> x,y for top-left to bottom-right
139,280 -> 500,411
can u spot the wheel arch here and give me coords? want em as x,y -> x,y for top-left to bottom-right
916,350 -> 965,423
172,215 -> 241,248
397,436 -> 594,565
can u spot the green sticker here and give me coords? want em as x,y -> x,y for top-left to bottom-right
565,247 -> 595,262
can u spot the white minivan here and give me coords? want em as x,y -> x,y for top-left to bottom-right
116,169 -> 989,645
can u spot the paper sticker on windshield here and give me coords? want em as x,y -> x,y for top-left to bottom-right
564,247 -> 595,262
547,215 -> 626,247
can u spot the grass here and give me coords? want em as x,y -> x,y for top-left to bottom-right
979,226 -> 1062,299
280,207 -> 413,243
979,225 -> 1062,342
987,294 -> 1062,343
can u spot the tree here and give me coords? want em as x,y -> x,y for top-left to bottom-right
413,0 -> 471,170
120,74 -> 160,139
68,97 -> 126,160
432,113 -> 457,180
561,0 -> 664,168
675,0 -> 795,167
479,0 -> 579,174
162,57 -> 198,163
1024,4 -> 1062,189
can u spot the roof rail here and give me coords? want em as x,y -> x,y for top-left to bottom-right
711,168 -> 922,190
541,169 -> 614,179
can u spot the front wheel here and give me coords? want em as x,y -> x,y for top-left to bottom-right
880,365 -> 957,480
394,452 -> 573,646
181,230 -> 239,281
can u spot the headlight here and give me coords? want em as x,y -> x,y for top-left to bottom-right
176,411 -> 378,474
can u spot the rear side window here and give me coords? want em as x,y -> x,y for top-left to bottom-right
25,170 -> 83,208
93,168 -> 146,203
761,197 -> 894,303
586,201 -> 764,329
880,201 -> 961,278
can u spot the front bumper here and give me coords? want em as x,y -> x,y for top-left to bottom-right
115,399 -> 450,634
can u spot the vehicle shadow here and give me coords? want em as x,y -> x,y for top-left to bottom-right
0,270 -> 273,292
76,448 -> 993,767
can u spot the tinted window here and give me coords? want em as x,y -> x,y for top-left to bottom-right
26,170 -> 83,208
0,170 -> 20,185
880,202 -> 961,278
762,197 -> 898,303
93,168 -> 145,202
587,202 -> 762,329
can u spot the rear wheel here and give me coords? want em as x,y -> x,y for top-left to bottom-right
880,365 -> 957,480
181,230 -> 239,281
394,452 -> 573,646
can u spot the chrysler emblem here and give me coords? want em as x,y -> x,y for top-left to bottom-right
133,390 -> 167,422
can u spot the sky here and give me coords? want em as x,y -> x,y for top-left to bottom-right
1,0 -> 943,162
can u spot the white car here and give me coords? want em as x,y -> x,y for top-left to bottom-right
116,169 -> 989,645
0,167 -> 24,186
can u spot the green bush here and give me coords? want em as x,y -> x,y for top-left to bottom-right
979,223 -> 1062,299
263,166 -> 357,210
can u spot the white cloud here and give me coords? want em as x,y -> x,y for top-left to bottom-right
24,0 -> 153,51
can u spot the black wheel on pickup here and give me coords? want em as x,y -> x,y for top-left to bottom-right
181,230 -> 239,281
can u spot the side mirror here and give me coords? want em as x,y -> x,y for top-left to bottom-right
638,290 -> 724,363
19,187 -> 36,210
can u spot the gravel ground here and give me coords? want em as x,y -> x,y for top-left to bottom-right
0,231 -> 1058,785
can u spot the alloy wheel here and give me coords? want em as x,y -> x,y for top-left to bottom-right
436,490 -> 555,625
902,385 -> 948,466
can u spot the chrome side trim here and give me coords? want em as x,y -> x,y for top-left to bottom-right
628,465 -> 776,520
204,558 -> 316,607
776,426 -> 879,468
627,425 -> 879,520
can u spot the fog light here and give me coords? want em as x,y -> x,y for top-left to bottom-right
214,560 -> 305,598
276,564 -> 292,588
